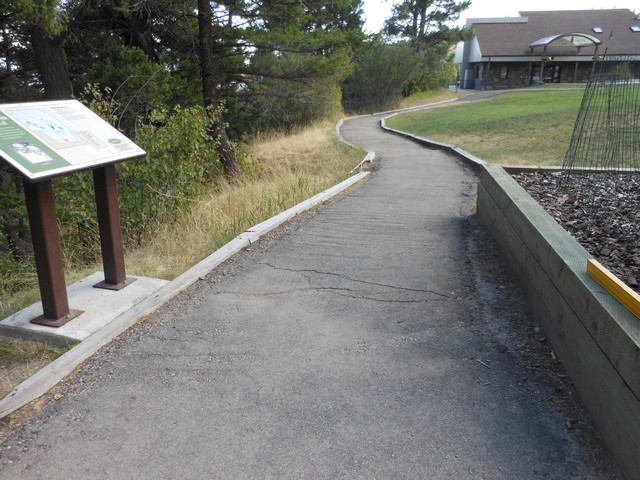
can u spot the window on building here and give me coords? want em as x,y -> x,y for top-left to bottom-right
500,66 -> 508,79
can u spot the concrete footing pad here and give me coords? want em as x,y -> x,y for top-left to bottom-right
0,272 -> 169,345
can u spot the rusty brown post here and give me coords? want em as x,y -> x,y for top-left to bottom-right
24,179 -> 82,326
93,164 -> 133,290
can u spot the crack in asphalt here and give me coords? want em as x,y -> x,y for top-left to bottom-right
212,286 -> 450,303
248,287 -> 452,303
255,260 -> 453,298
205,260 -> 455,302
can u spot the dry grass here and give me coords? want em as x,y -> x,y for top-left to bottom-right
0,120 -> 364,307
0,288 -> 40,325
0,338 -> 72,399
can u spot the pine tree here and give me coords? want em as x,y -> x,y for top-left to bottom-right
385,0 -> 471,51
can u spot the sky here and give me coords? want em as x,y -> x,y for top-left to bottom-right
362,0 -> 640,33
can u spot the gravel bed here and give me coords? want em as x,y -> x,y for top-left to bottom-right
513,171 -> 640,291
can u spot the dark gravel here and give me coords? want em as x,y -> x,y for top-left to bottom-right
513,172 -> 640,291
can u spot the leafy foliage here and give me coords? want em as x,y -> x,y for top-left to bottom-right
225,0 -> 364,132
0,164 -> 35,296
344,0 -> 469,113
402,43 -> 458,96
121,105 -> 225,243
343,41 -> 419,112
83,46 -> 173,135
243,49 -> 349,130
53,104 -> 227,256
3,0 -> 67,35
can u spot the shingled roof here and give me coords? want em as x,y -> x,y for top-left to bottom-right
472,9 -> 640,57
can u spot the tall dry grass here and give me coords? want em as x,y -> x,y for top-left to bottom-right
0,339 -> 71,399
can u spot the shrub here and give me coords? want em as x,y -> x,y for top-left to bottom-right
343,41 -> 418,113
53,105 -> 226,261
119,105 -> 225,244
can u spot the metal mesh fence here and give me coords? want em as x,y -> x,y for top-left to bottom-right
563,57 -> 640,172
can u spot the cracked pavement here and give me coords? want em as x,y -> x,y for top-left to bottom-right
0,115 -> 622,479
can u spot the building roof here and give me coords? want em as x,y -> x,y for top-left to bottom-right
471,9 -> 640,58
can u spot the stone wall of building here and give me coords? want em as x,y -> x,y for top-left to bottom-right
480,61 -> 596,89
484,63 -> 532,89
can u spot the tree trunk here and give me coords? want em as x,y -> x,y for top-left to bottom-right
418,2 -> 427,39
30,25 -> 73,100
197,0 -> 241,178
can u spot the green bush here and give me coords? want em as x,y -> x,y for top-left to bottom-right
402,44 -> 457,96
119,105 -> 225,243
85,46 -> 173,135
0,166 -> 36,299
53,171 -> 99,264
343,41 -> 419,113
1,103 -> 230,309
118,107 -> 223,243
52,105 -> 226,261
343,40 -> 458,113
248,79 -> 343,131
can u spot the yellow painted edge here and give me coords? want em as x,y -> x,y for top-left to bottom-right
587,259 -> 640,319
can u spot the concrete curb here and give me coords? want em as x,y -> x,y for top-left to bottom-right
335,118 -> 374,175
0,166 -> 371,419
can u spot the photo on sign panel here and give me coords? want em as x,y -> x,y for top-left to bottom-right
9,141 -> 53,164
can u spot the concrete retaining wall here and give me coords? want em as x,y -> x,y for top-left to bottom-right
477,163 -> 640,479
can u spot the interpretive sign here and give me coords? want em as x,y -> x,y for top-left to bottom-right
0,99 -> 146,181
0,99 -> 146,325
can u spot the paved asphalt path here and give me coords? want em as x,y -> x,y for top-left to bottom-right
0,115 -> 620,478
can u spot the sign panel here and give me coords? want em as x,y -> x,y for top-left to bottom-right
0,100 -> 146,181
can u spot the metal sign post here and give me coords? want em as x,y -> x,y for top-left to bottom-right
23,179 -> 83,326
93,164 -> 135,290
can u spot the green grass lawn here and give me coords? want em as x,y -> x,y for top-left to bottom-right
386,90 -> 585,166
